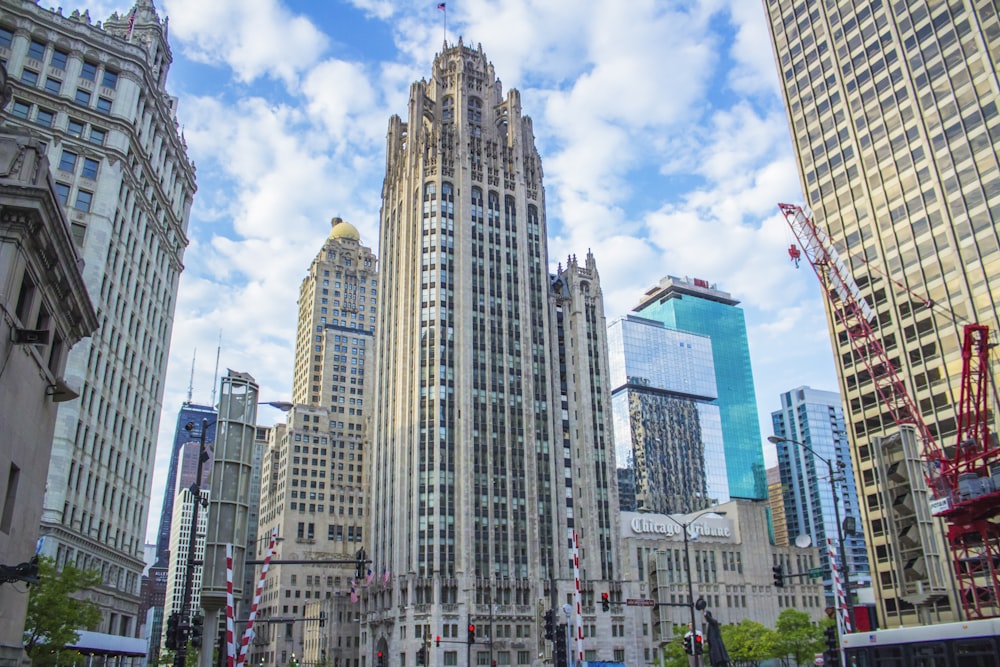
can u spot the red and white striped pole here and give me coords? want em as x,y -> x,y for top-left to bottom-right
236,528 -> 278,667
226,544 -> 236,667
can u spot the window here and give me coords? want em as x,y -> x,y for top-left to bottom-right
44,77 -> 61,94
101,70 -> 118,89
74,89 -> 91,106
20,69 -> 38,86
96,97 -> 112,114
80,61 -> 97,81
67,119 -> 84,137
1,464 -> 20,534
81,157 -> 99,179
35,108 -> 54,128
74,190 -> 93,212
27,40 -> 45,61
54,182 -> 70,205
58,150 -> 78,172
88,127 -> 106,145
10,99 -> 32,118
0,27 -> 13,49
50,49 -> 68,70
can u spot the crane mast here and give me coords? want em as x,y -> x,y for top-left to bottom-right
778,202 -> 1000,620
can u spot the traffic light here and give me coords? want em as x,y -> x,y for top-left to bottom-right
435,636 -> 441,647
772,564 -> 784,587
543,609 -> 555,641
601,592 -> 610,612
553,624 -> 567,667
468,623 -> 476,644
682,633 -> 693,656
376,652 -> 384,667
190,615 -> 204,648
417,648 -> 426,666
165,614 -> 178,651
693,632 -> 703,656
824,625 -> 840,667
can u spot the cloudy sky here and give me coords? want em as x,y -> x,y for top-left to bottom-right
80,0 -> 839,543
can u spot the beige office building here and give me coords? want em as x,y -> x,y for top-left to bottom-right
251,219 -> 377,667
765,2 -> 1000,627
620,501 -> 826,664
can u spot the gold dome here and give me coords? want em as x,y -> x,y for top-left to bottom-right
329,216 -> 360,241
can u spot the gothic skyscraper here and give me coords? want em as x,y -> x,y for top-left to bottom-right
367,41 -> 621,667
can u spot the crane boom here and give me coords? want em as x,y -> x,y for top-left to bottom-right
778,202 -> 1000,619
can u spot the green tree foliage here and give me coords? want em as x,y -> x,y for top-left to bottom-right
23,556 -> 102,667
771,609 -> 823,667
720,618 -> 778,666
660,625 -> 693,667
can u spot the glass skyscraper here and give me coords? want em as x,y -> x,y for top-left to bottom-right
771,386 -> 870,608
607,314 -> 726,514
633,276 -> 767,501
765,0 -> 1000,626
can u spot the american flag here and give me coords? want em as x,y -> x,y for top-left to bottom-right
126,9 -> 136,39
366,568 -> 375,585
382,568 -> 391,586
437,2 -> 446,10
350,585 -> 358,603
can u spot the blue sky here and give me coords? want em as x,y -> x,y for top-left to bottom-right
79,0 -> 838,543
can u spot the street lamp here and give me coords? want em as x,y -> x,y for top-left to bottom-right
768,436 -> 853,641
658,508 -> 723,661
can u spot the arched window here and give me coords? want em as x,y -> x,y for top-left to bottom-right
467,97 -> 483,124
441,96 -> 454,124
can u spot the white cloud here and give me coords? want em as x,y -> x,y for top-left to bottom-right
163,0 -> 328,85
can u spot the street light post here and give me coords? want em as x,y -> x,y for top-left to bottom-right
768,435 -> 853,660
658,509 -> 721,667
175,418 -> 211,667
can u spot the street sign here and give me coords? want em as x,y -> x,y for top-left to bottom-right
809,567 -> 825,578
626,598 -> 656,607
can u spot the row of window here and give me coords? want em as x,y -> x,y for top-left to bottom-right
19,67 -> 114,113
0,27 -> 119,88
8,100 -> 108,145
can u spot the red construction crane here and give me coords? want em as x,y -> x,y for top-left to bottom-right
778,202 -> 1000,620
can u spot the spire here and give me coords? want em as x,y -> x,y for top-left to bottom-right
186,349 -> 196,404
210,331 -> 221,407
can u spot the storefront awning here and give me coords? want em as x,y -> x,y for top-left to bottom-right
66,631 -> 147,657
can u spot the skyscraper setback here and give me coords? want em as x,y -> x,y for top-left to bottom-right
766,2 -> 999,625
367,41 -> 621,667
0,0 -> 196,641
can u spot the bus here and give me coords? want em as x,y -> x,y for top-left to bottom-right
841,617 -> 1000,666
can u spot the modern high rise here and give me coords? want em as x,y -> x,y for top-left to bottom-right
0,0 -> 196,641
634,276 -> 767,501
251,218 -> 377,667
367,41 -> 621,667
765,1 -> 1000,626
607,314 -> 726,514
771,386 -> 870,608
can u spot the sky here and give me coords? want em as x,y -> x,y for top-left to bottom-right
77,0 -> 839,544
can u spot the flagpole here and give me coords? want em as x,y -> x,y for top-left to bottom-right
437,3 -> 447,43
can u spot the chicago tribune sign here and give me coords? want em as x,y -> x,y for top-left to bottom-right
628,515 -> 733,540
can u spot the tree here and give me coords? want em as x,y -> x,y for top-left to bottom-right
770,609 -> 823,667
660,624 -> 692,667
720,619 -> 777,667
23,556 -> 102,666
